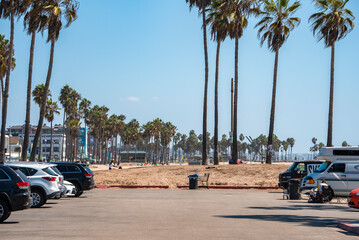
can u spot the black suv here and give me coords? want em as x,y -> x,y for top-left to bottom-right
54,162 -> 94,197
278,160 -> 324,189
0,165 -> 32,223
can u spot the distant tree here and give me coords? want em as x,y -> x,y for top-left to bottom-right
342,141 -> 349,147
318,142 -> 325,150
287,137 -> 295,160
45,98 -> 60,160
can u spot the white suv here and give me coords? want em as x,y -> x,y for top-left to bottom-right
6,162 -> 63,208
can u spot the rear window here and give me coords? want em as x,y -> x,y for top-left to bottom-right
56,165 -> 67,173
43,167 -> 58,176
28,168 -> 38,176
0,169 -> 10,180
83,166 -> 93,175
14,170 -> 28,182
52,167 -> 61,175
67,165 -> 81,172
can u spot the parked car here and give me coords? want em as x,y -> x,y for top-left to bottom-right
278,160 -> 324,189
6,162 -> 63,208
63,180 -> 76,197
54,162 -> 94,197
0,164 -> 32,222
347,188 -> 359,208
301,147 -> 359,197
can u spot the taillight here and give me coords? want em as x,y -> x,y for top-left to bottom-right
16,182 -> 30,189
84,173 -> 92,178
59,177 -> 62,182
42,177 -> 56,181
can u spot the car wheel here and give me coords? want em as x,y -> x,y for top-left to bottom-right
72,183 -> 83,197
31,189 -> 46,208
0,200 -> 11,223
328,189 -> 334,202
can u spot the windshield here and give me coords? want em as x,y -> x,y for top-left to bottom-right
315,161 -> 331,173
288,162 -> 298,171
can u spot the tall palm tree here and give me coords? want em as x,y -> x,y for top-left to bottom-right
30,0 -> 79,162
286,137 -> 295,160
160,122 -> 177,164
45,98 -> 60,160
309,0 -> 354,147
185,0 -> 211,165
22,0 -> 48,161
255,0 -> 301,164
32,84 -> 51,161
227,0 -> 258,163
0,0 -> 29,162
207,0 -> 230,165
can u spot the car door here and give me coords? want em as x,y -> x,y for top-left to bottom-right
292,163 -> 305,179
326,163 -> 347,195
345,163 -> 359,192
0,168 -> 11,192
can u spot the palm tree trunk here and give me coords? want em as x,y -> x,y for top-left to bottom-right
266,50 -> 279,164
0,7 -> 14,163
49,121 -> 53,160
214,41 -> 221,165
115,136 -> 118,162
38,131 -> 42,162
30,37 -> 56,161
232,38 -> 239,164
22,30 -> 36,161
327,43 -> 335,147
61,112 -> 65,161
201,7 -> 209,166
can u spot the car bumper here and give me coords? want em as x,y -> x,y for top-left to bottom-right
12,193 -> 33,211
47,191 -> 61,199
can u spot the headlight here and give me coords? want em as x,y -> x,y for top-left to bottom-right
308,179 -> 315,184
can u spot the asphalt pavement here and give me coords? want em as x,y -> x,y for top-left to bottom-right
1,189 -> 358,240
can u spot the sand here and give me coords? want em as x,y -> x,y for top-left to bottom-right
91,163 -> 290,189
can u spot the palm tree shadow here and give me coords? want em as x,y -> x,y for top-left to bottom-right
248,204 -> 355,213
215,214 -> 352,229
1,221 -> 19,224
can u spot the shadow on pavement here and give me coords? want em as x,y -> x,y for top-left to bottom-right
215,214 -> 353,229
248,204 -> 354,212
1,221 -> 19,224
45,202 -> 58,205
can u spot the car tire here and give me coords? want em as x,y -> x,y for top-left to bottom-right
72,183 -> 83,197
31,189 -> 46,208
0,200 -> 11,223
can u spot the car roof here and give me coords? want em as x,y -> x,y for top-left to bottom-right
5,161 -> 57,168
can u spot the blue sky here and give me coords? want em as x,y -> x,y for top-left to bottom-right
1,0 -> 359,153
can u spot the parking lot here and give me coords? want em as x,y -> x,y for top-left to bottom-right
1,189 -> 358,239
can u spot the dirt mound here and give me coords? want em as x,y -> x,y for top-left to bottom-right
92,164 -> 290,189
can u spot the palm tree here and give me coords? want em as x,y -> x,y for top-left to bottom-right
309,0 -> 354,147
160,122 -> 177,164
207,0 -> 230,165
0,34 -> 15,110
0,0 -> 28,162
227,0 -> 258,163
32,84 -> 51,161
59,84 -> 71,160
22,0 -> 48,161
286,137 -> 295,160
79,98 -> 91,158
186,0 -> 211,165
255,0 -> 301,164
30,0 -> 79,162
45,98 -> 60,160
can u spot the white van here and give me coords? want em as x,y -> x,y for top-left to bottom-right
301,147 -> 359,197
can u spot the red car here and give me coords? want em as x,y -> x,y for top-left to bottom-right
348,189 -> 359,208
